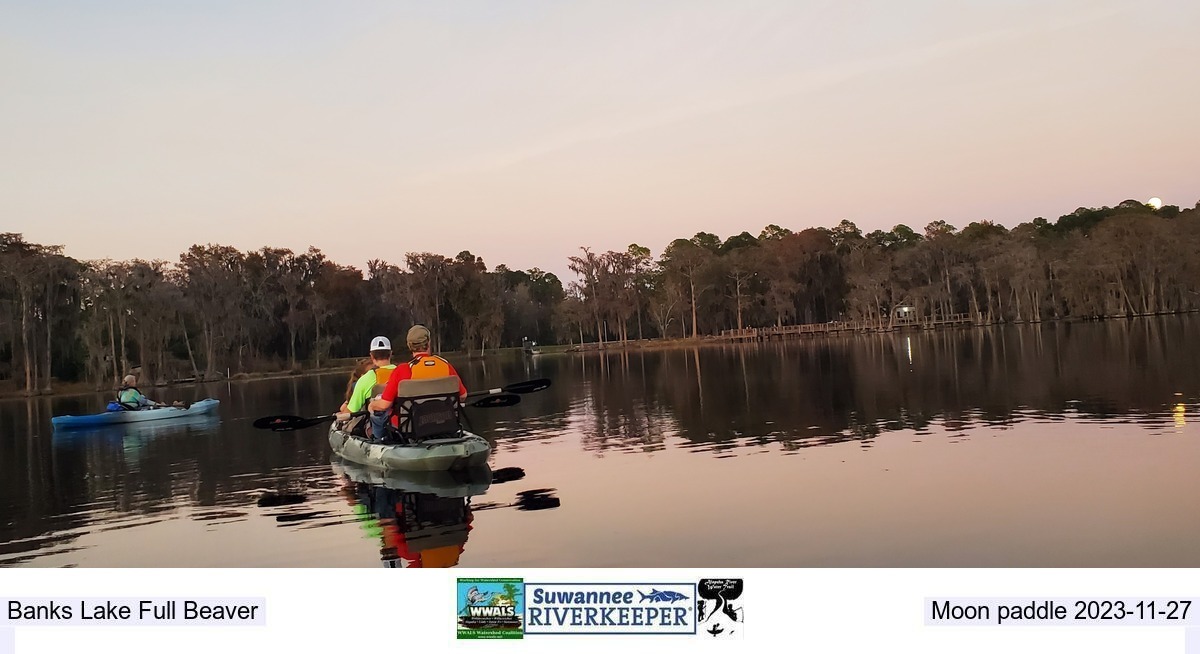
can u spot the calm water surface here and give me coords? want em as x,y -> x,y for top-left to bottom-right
2,318 -> 1199,567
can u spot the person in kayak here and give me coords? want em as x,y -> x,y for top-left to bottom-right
334,358 -> 374,430
339,358 -> 374,413
116,375 -> 180,410
345,337 -> 397,438
369,325 -> 468,435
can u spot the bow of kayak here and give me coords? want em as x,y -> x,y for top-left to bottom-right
51,398 -> 221,431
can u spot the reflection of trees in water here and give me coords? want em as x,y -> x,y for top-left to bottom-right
458,352 -> 675,453
0,378 -> 340,565
0,399 -> 91,563
467,317 -> 1200,454
562,350 -> 679,452
3,318 -> 1197,563
575,351 -> 674,453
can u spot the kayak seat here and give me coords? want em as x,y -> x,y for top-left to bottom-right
388,377 -> 464,444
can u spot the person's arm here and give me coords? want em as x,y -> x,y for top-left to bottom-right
346,372 -> 376,413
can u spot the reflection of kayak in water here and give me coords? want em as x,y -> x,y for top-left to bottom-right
51,413 -> 221,463
328,425 -> 490,472
331,460 -> 492,498
51,399 -> 220,431
335,461 -> 484,568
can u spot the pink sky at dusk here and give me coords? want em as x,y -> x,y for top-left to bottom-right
2,0 -> 1197,280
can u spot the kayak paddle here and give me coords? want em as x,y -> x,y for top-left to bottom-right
254,394 -> 522,432
253,411 -> 365,432
466,378 -> 551,399
470,392 -> 520,408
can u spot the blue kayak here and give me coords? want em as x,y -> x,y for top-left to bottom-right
51,398 -> 221,431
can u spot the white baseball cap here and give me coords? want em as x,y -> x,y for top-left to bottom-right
370,336 -> 392,351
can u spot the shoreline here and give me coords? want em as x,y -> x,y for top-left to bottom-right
0,366 -> 357,402
5,311 -> 1196,400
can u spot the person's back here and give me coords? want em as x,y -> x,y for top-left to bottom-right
370,326 -> 468,439
341,337 -> 396,439
407,351 -> 457,381
346,337 -> 397,414
409,325 -> 465,387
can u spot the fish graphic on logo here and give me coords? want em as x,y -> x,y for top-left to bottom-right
639,589 -> 689,603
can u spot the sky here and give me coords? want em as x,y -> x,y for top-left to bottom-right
2,0 -> 1198,280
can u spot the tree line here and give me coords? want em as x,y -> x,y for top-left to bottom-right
1,197 -> 1197,393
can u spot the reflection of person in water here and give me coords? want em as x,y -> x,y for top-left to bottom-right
339,477 -> 475,568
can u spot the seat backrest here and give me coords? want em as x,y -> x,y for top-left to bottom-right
392,376 -> 463,441
396,376 -> 461,398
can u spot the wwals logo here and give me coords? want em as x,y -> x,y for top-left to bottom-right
456,578 -> 524,640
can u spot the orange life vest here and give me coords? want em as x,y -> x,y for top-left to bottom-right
409,354 -> 453,379
368,365 -> 395,398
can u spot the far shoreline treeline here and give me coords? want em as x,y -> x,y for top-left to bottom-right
1,197 -> 1198,395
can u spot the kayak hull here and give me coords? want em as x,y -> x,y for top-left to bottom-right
328,426 -> 491,472
51,399 -> 221,431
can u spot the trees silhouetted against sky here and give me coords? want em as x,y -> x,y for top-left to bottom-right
2,198 -> 1197,392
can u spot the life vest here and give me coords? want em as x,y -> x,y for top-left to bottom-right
117,387 -> 142,410
368,365 -> 396,399
408,354 -> 452,379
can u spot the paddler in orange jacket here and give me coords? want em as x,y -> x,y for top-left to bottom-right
369,326 -> 468,426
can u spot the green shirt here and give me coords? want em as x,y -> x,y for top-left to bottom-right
347,364 -> 396,412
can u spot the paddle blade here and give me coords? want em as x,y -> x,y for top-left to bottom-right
253,415 -> 297,429
504,378 -> 551,394
469,393 -> 521,409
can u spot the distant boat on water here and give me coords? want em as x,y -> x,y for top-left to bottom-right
522,337 -> 542,357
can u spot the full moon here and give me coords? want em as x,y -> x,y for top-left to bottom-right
1148,197 -> 1164,209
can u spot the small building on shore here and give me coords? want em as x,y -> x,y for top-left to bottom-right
894,305 -> 917,324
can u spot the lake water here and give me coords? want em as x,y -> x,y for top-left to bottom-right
2,317 -> 1199,567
